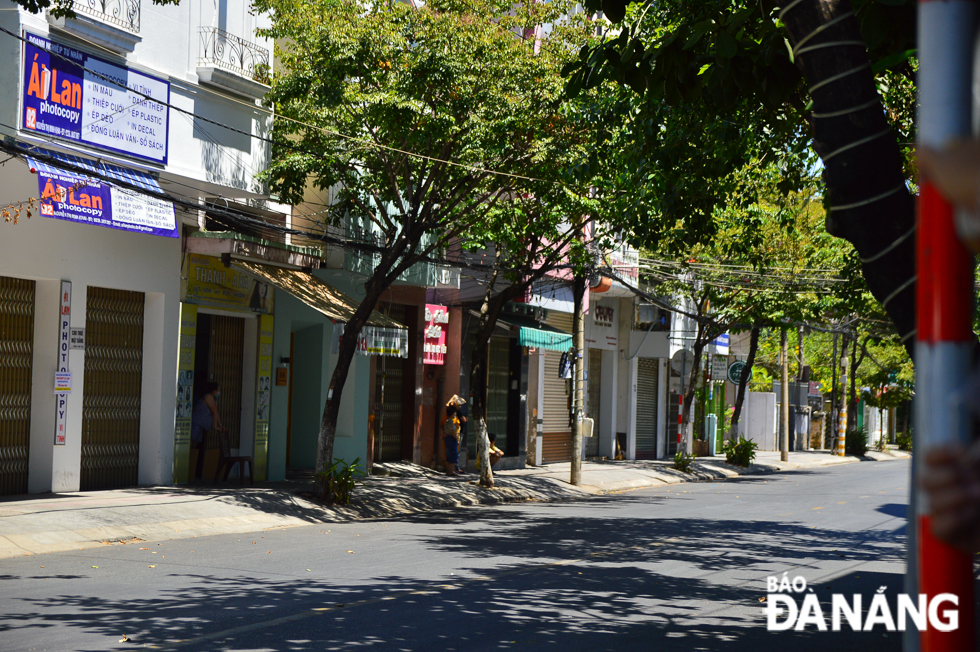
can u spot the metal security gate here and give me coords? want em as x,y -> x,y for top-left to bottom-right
374,354 -> 405,462
541,352 -> 571,463
208,315 -> 244,450
80,287 -> 144,491
0,277 -> 35,496
373,304 -> 407,463
636,358 -> 659,459
585,349 -> 601,458
667,391 -> 681,458
486,337 -> 510,451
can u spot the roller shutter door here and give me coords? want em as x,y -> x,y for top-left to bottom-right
80,287 -> 144,491
374,354 -> 404,462
585,349 -> 601,458
636,358 -> 659,459
0,277 -> 35,496
545,311 -> 573,334
486,337 -> 510,450
542,352 -> 571,463
208,315 -> 244,450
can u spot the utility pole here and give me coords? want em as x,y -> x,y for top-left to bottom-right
830,332 -> 838,451
915,0 -> 977,647
797,324 -> 804,378
838,352 -> 847,457
780,327 -> 789,462
570,271 -> 585,486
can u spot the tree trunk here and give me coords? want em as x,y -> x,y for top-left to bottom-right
780,0 -> 916,357
313,281 -> 385,501
848,334 -> 860,430
797,325 -> 805,379
467,270 -> 522,489
682,332 -> 705,457
730,327 -> 760,437
470,335 -> 494,488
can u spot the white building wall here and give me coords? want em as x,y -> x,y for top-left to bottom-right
0,0 -> 276,492
1,169 -> 181,491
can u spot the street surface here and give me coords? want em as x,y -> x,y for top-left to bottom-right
0,460 -> 953,651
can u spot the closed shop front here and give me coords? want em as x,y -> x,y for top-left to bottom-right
636,358 -> 659,459
80,287 -> 145,491
541,352 -> 571,463
200,314 -> 245,452
372,303 -> 409,463
0,276 -> 35,496
486,337 -> 510,450
374,352 -> 405,462
585,348 -> 601,458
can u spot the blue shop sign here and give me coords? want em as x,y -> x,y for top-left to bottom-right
22,32 -> 169,165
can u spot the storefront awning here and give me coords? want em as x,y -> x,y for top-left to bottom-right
233,260 -> 403,329
233,260 -> 409,358
23,146 -> 163,193
491,312 -> 572,352
518,326 -> 572,352
21,145 -> 177,238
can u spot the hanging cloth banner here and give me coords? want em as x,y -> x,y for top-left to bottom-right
333,323 -> 409,358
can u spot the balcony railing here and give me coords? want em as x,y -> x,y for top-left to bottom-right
72,0 -> 140,33
198,27 -> 270,85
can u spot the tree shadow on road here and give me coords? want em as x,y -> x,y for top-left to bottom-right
1,485 -> 923,652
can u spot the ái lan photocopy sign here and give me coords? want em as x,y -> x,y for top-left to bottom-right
22,32 -> 170,164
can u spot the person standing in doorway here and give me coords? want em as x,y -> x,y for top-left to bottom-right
191,382 -> 225,480
443,403 -> 461,477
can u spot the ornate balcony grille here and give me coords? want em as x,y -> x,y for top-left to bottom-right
72,0 -> 140,33
199,27 -> 270,84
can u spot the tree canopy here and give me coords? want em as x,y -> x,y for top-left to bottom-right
565,0 -> 922,355
255,0 -> 611,490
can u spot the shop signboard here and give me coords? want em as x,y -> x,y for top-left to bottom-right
173,303 -> 197,484
54,281 -> 71,445
182,254 -> 274,314
727,360 -> 753,385
594,304 -> 614,327
423,304 -> 448,365
254,315 -> 273,480
710,355 -> 728,382
22,32 -> 169,164
33,164 -> 177,237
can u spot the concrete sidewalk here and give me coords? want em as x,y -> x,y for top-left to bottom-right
0,448 -> 909,560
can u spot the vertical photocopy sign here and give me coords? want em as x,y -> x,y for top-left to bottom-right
254,314 -> 273,481
173,303 -> 197,484
55,280 -> 71,445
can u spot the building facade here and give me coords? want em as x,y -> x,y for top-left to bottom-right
0,0 -> 277,494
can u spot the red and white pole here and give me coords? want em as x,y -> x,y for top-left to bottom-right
916,0 -> 976,649
677,394 -> 683,446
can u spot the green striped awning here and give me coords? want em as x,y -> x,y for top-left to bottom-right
519,326 -> 572,352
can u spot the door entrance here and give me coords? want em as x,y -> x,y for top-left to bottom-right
585,349 -> 601,458
636,358 -> 659,459
192,313 -> 245,477
80,287 -> 144,491
0,276 -> 35,496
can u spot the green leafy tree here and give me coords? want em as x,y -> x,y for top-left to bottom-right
566,0 -> 922,356
255,0 -> 599,498
640,173 -> 847,449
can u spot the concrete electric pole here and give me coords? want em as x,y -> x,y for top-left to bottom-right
570,273 -> 585,486
780,327 -> 789,462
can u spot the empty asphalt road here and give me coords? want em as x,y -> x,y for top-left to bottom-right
1,459 -> 944,651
